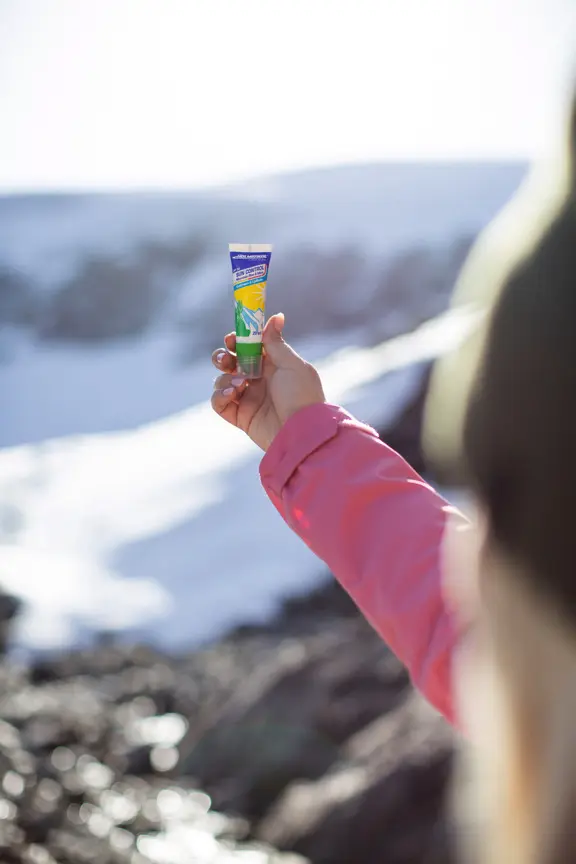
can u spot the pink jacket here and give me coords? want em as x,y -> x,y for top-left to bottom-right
260,402 -> 465,726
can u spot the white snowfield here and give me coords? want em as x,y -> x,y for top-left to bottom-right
0,306 -> 477,650
0,164 -> 521,650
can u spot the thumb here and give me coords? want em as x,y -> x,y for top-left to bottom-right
262,313 -> 301,368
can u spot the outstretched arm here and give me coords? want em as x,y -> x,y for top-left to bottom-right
260,403 -> 466,725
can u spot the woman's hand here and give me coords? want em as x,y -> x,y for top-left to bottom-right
211,313 -> 326,451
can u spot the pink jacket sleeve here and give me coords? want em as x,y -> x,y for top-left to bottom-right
259,402 -> 466,725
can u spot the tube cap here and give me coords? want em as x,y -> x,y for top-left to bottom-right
237,354 -> 263,379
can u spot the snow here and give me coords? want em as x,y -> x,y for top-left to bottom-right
0,163 -> 526,285
0,330 -> 349,449
0,161 -> 517,651
0,306 -> 477,651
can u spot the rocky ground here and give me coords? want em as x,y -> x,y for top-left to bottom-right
0,362 -> 457,864
0,581 -> 455,864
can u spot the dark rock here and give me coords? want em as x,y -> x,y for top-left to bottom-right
0,639 -> 310,864
14,682 -> 109,760
0,534 -> 457,864
118,744 -> 153,777
18,778 -> 66,844
47,827 -> 135,864
21,844 -> 59,864
258,692 -> 456,864
273,579 -> 362,631
29,643 -> 171,685
0,588 -> 21,656
0,822 -> 26,862
179,619 -> 409,820
376,363 -> 432,475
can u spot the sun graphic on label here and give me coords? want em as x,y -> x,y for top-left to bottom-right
234,282 -> 265,311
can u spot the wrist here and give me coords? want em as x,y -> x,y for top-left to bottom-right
281,398 -> 326,428
259,400 -> 327,453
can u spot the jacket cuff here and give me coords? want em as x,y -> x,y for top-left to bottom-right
259,403 -> 380,498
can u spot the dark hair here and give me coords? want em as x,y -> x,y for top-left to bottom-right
463,90 -> 576,621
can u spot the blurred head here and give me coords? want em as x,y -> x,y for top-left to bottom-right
424,82 -> 576,864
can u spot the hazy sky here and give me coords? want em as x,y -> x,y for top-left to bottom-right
0,0 -> 574,191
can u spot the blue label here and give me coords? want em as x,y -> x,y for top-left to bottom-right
230,250 -> 272,282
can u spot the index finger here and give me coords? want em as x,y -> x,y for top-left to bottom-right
224,332 -> 236,353
212,346 -> 236,373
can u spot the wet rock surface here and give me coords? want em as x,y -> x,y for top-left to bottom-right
0,572 -> 456,864
179,619 -> 409,820
257,692 -> 455,864
0,631 -> 308,864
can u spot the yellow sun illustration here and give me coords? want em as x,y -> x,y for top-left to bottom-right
234,282 -> 266,311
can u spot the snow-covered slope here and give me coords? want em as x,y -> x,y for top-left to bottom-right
0,163 -> 526,283
0,307 -> 477,650
0,161 -> 522,650
1,161 -> 526,441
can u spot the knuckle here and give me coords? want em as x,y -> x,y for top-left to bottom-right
304,361 -> 320,381
213,373 -> 230,390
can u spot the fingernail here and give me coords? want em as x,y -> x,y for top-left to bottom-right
231,377 -> 245,386
216,351 -> 226,363
222,387 -> 235,396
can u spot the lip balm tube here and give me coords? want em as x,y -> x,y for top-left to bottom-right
229,243 -> 273,379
